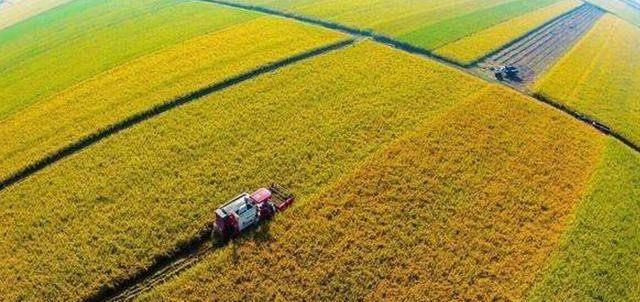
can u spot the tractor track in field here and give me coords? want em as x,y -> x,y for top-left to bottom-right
0,38 -> 354,192
85,226 -> 215,302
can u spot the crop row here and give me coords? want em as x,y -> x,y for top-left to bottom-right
0,16 -> 345,182
138,85 -> 605,301
0,42 -> 486,301
0,0 -> 259,120
533,14 -> 640,147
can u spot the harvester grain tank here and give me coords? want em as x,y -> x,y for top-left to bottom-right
214,184 -> 294,241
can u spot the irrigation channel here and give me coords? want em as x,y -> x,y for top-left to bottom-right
8,1 -> 640,301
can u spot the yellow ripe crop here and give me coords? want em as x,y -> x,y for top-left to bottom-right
534,14 -> 640,146
0,42 -> 486,300
139,85 -> 605,301
0,17 -> 345,180
528,138 -> 640,301
435,0 -> 582,65
0,0 -> 73,30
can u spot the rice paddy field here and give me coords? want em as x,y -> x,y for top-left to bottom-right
137,85 -> 605,301
1,0 -> 639,301
0,0 -> 259,120
534,14 -> 640,146
0,16 -> 346,180
228,0 -> 576,63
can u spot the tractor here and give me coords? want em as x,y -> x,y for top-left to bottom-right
213,184 -> 294,242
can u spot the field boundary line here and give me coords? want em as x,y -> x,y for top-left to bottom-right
202,0 -> 465,68
467,3 -> 598,67
533,93 -> 640,153
202,0 -> 640,155
0,39 -> 355,192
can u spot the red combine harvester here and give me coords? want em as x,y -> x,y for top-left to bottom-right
213,184 -> 294,241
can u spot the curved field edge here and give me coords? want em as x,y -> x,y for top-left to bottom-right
0,0 -> 74,31
0,0 -> 260,121
0,42 -> 486,301
533,14 -> 640,147
137,85 -> 605,301
434,0 -> 582,65
526,139 -> 640,301
0,16 -> 347,184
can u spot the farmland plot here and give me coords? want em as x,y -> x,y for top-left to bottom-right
0,42 -> 487,301
0,0 -> 73,30
138,85 -> 605,301
225,0 -> 566,56
534,14 -> 640,145
475,3 -> 603,85
0,0 -> 259,120
527,139 -> 640,301
435,0 -> 582,65
0,17 -> 345,181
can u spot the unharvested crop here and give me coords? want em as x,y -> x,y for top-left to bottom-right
0,42 -> 486,301
229,0 -> 563,53
527,139 -> 640,301
397,0 -> 560,49
138,85 -> 605,301
0,0 -> 73,30
0,17 -> 345,180
0,0 -> 259,120
534,14 -> 640,146
435,0 -> 581,65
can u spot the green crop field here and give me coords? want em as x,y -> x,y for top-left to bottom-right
228,0 -> 569,61
0,0 -> 259,120
1,0 -> 638,301
0,16 -> 345,180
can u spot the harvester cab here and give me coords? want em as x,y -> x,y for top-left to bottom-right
214,184 -> 294,242
492,65 -> 519,81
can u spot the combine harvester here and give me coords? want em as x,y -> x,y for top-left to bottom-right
104,184 -> 295,301
213,184 -> 295,242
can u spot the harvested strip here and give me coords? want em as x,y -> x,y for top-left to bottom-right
0,0 -> 73,30
475,3 -> 603,85
534,14 -> 640,146
0,42 -> 485,301
137,85 -> 605,301
0,17 -> 345,181
0,0 -> 259,120
527,139 -> 640,301
435,0 -> 582,65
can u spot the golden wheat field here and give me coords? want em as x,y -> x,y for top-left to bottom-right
1,0 -> 639,301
